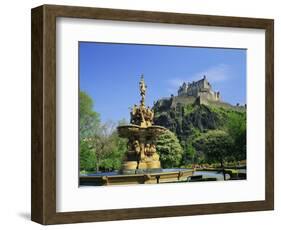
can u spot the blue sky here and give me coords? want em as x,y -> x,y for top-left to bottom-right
79,42 -> 246,124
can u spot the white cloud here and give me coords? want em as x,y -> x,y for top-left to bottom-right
167,64 -> 230,93
195,64 -> 230,83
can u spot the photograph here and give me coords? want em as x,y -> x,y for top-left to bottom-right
79,42 -> 247,186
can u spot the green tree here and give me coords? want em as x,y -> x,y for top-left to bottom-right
226,112 -> 246,161
86,121 -> 116,172
80,139 -> 96,172
156,130 -> 183,168
79,91 -> 100,139
194,130 -> 234,180
99,118 -> 128,171
79,91 -> 100,173
183,142 -> 196,165
117,118 -> 129,126
100,131 -> 127,171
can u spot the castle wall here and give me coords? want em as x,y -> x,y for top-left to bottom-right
197,92 -> 219,102
171,95 -> 197,107
177,78 -> 220,102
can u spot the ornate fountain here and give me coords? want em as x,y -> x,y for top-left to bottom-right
117,75 -> 166,174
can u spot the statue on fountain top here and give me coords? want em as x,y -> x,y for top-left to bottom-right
130,75 -> 154,128
139,74 -> 147,97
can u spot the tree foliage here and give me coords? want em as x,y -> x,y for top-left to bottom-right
80,139 -> 96,172
182,142 -> 196,165
156,130 -> 183,168
226,112 -> 246,161
194,130 -> 234,166
85,121 -> 115,172
99,131 -> 127,171
79,91 -> 127,173
79,91 -> 100,139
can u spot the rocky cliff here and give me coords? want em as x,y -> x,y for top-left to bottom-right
153,96 -> 246,143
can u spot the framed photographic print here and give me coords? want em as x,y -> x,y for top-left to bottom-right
31,4 -> 274,225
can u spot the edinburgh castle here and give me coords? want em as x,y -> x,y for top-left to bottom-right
153,76 -> 246,112
177,76 -> 220,102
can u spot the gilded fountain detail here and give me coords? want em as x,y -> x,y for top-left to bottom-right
117,75 -> 166,173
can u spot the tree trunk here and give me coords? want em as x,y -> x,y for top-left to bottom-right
221,161 -> 226,181
96,158 -> 100,172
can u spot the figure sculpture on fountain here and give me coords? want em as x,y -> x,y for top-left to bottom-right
130,75 -> 154,128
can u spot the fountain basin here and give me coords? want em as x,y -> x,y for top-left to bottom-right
117,124 -> 166,139
80,169 -> 194,186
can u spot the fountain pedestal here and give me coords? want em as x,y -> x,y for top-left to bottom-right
118,124 -> 166,174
